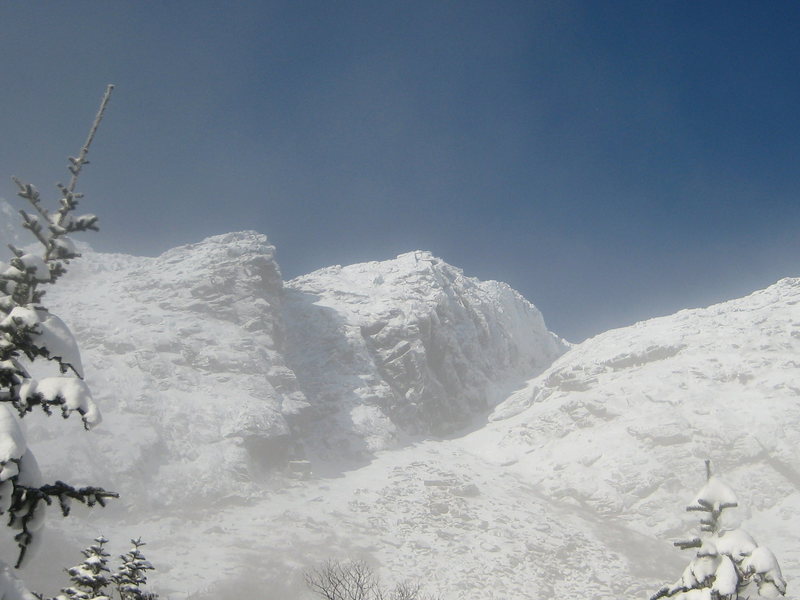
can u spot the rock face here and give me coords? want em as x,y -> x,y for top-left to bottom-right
35,236 -> 564,505
284,251 -> 567,457
183,276 -> 800,600
36,232 -> 308,505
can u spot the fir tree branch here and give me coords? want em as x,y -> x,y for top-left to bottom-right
11,178 -> 50,223
9,480 -> 118,568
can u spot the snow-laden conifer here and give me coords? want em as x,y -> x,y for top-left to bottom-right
651,461 -> 787,600
110,539 -> 156,600
59,536 -> 111,600
0,86 -> 117,598
38,536 -> 158,600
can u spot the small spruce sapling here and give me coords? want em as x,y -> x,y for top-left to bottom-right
59,536 -> 111,600
0,85 -> 117,580
651,460 -> 787,600
40,537 -> 157,600
111,539 -> 156,600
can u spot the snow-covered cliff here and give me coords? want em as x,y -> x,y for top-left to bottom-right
32,234 -> 564,507
97,273 -> 798,600
285,251 -> 566,460
30,232 -> 308,505
41,274 -> 797,600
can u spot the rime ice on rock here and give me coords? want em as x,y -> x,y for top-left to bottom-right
41,232 -> 310,505
285,250 -> 567,453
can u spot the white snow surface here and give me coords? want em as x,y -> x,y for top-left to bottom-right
12,232 -> 800,600
692,475 -> 739,512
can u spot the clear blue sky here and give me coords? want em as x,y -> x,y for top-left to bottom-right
1,1 -> 799,341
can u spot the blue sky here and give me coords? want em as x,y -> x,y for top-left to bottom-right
1,1 -> 799,341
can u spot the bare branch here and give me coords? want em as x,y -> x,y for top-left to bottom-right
66,84 -> 114,195
305,561 -> 437,600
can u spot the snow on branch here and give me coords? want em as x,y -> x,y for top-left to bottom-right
0,85 -> 118,590
67,84 -> 114,194
650,461 -> 787,600
9,481 -> 119,568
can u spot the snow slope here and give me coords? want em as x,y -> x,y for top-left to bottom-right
11,230 -> 800,599
483,276 -> 800,542
471,277 -> 800,594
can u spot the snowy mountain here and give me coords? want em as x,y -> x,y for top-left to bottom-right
26,234 -> 564,510
12,229 -> 800,599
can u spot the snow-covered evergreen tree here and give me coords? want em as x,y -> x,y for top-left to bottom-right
39,537 -> 158,600
651,461 -> 787,600
110,539 -> 156,600
0,86 -> 117,598
59,536 -> 111,600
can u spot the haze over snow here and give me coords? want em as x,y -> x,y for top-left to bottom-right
0,219 -> 794,599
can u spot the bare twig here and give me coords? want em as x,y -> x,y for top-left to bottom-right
66,84 -> 114,195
